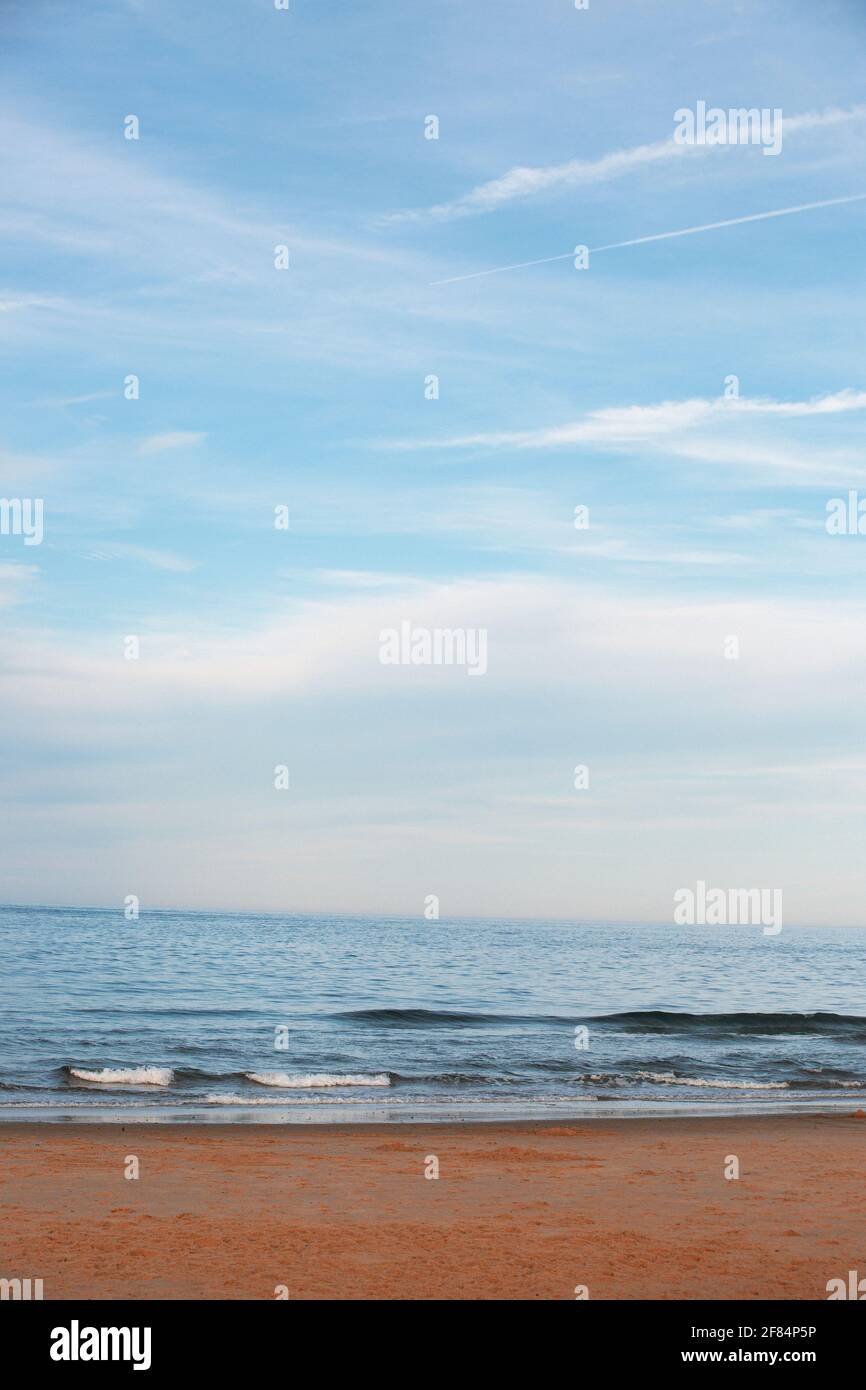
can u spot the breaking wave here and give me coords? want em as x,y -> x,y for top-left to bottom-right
65,1066 -> 174,1087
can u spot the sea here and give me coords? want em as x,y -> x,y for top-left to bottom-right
2,905 -> 864,1123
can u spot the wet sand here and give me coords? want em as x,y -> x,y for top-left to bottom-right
1,1114 -> 864,1299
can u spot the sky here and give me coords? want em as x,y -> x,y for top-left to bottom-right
0,0 -> 865,924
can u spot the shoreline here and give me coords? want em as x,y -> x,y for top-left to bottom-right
3,1109 -> 866,1134
2,1113 -> 864,1299
1,1095 -> 862,1125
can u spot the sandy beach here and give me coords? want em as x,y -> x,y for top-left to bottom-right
2,1113 -> 864,1300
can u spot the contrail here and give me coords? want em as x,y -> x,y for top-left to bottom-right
430,192 -> 866,286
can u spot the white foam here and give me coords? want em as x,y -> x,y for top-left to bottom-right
633,1071 -> 788,1090
68,1066 -> 174,1087
577,1071 -> 789,1090
244,1071 -> 391,1089
204,1094 -> 328,1104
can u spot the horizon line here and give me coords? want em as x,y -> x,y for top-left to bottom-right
0,900 -> 858,930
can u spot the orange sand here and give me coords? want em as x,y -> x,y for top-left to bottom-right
1,1114 -> 864,1299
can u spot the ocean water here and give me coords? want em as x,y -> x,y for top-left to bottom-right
2,905 -> 865,1122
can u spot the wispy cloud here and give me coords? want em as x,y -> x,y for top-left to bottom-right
33,390 -> 117,409
3,578 -> 865,715
383,389 -> 866,485
138,431 -> 206,456
396,137 -> 687,225
388,104 -> 866,225
388,389 -> 866,451
82,544 -> 198,573
0,562 -> 39,607
0,445 -> 55,487
0,109 -> 409,275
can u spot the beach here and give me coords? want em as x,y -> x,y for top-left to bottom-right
2,1113 -> 864,1300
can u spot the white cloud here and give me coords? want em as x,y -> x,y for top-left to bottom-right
1,576 -> 864,717
386,389 -> 866,482
0,109 -> 411,276
84,543 -> 198,572
0,446 -> 56,486
35,390 -> 117,409
2,574 -> 865,921
387,104 -> 866,224
390,389 -> 866,450
138,431 -> 206,456
390,137 -> 688,224
0,562 -> 39,606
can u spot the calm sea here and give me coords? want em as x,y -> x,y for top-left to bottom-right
2,905 -> 864,1122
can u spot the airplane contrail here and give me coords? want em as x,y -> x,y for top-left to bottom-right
429,192 -> 866,286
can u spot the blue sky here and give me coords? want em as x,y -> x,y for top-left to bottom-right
1,0 -> 865,923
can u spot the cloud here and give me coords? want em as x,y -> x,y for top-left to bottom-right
34,390 -> 117,409
0,110 -> 282,270
0,111 -> 487,373
0,562 -> 39,607
384,389 -> 866,482
393,388 -> 866,445
395,137 -> 687,224
3,574 -> 866,921
2,575 -> 864,719
386,104 -> 866,224
0,293 -> 69,314
138,431 -> 205,456
82,544 -> 198,573
0,109 -> 408,276
0,446 -> 55,487
307,569 -> 428,591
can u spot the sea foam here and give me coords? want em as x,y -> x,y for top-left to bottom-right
244,1071 -> 391,1088
579,1070 -> 789,1090
66,1066 -> 174,1087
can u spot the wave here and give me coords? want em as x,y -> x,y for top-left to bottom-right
796,1077 -> 865,1089
334,1007 -> 866,1037
50,1056 -> 866,1095
335,1007 -> 577,1026
78,1006 -> 269,1019
64,1066 -> 174,1086
394,1071 -> 491,1086
392,1064 -> 863,1090
590,1011 -> 866,1038
244,1071 -> 391,1089
576,1071 -> 790,1090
